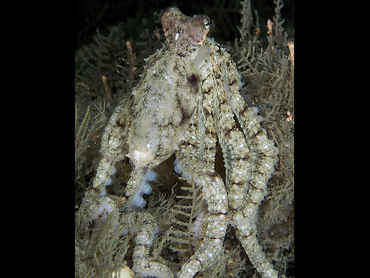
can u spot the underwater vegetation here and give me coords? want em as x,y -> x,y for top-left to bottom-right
75,0 -> 294,277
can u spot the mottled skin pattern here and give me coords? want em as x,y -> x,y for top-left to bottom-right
91,7 -> 209,209
86,7 -> 278,278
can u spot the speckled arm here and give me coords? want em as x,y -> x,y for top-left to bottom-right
174,76 -> 228,277
221,50 -> 278,218
92,94 -> 133,195
176,172 -> 227,278
235,221 -> 278,278
220,44 -> 279,278
122,212 -> 175,278
205,38 -> 279,278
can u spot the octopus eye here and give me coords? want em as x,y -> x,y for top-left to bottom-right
204,19 -> 210,30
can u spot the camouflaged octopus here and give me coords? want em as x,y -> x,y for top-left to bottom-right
87,7 -> 279,278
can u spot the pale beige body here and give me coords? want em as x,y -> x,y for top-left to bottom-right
86,7 -> 278,278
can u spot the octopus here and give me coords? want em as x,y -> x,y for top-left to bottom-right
80,6 -> 279,278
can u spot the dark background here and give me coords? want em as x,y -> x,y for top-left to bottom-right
75,0 -> 294,49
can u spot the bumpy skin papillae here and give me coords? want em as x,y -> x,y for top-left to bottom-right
204,39 -> 278,278
174,67 -> 228,277
124,8 -> 210,210
92,7 -> 210,207
174,38 -> 278,277
92,93 -> 133,196
176,173 -> 227,278
87,8 -> 211,277
124,51 -> 201,209
121,212 -> 175,278
88,6 -> 279,278
218,43 -> 278,278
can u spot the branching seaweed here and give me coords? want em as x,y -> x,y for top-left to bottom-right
75,99 -> 108,206
75,209 -> 130,278
149,175 -> 205,273
168,178 -> 204,258
75,23 -> 144,104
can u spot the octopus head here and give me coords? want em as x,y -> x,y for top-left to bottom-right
161,7 -> 210,47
